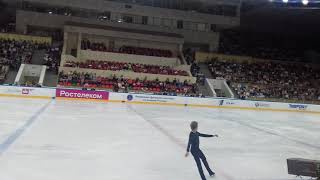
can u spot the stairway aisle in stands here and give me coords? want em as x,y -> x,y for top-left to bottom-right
198,84 -> 211,97
197,63 -> 215,97
199,63 -> 213,78
3,70 -> 18,85
31,50 -> 46,65
43,71 -> 58,87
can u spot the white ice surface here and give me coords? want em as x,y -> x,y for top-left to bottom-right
0,97 -> 319,180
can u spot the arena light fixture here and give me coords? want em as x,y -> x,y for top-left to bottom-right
283,0 -> 289,3
302,0 -> 309,5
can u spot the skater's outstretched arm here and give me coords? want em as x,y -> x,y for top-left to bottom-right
198,132 -> 218,137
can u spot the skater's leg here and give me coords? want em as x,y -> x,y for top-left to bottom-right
192,152 -> 207,180
199,150 -> 215,175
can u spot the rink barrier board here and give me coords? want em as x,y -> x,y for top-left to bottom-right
0,86 -> 56,99
124,101 -> 320,114
2,93 -> 320,114
57,96 -> 320,114
57,97 -> 320,114
0,85 -> 320,114
0,94 -> 53,99
2,93 -> 319,114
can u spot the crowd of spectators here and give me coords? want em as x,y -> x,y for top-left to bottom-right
0,39 -> 48,69
208,59 -> 320,101
43,45 -> 62,73
64,60 -> 189,76
81,40 -> 173,57
58,71 -> 198,96
0,38 -> 52,83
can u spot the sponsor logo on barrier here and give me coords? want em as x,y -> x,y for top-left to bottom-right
127,95 -> 133,101
226,101 -> 235,105
0,86 -> 55,97
219,100 -> 235,106
128,94 -> 176,103
56,89 -> 109,100
22,88 -> 34,95
288,104 -> 308,110
255,102 -> 270,108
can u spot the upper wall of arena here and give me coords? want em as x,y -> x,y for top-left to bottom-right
195,52 -> 320,68
15,0 -> 240,52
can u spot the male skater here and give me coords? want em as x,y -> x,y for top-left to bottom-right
185,121 -> 218,180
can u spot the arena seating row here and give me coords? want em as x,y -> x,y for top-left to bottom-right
81,41 -> 108,52
58,71 -> 198,96
119,46 -> 172,58
208,59 -> 320,101
81,40 -> 173,58
64,60 -> 189,76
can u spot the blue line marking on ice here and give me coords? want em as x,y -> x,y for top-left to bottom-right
0,101 -> 52,156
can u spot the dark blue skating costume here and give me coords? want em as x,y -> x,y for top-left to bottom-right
187,132 -> 215,180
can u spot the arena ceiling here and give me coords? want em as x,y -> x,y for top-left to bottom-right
240,0 -> 320,35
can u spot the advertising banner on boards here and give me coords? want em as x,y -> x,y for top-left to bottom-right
0,86 -> 55,97
56,89 -> 109,100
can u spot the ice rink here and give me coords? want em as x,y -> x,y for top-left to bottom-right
0,97 -> 319,180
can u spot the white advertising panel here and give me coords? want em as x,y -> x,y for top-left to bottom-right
125,94 -> 186,104
1,86 -> 319,113
0,86 -> 55,98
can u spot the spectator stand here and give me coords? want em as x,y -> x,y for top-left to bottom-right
59,54 -> 194,84
59,66 -> 196,85
57,71 -> 199,97
60,24 -> 205,96
63,23 -> 184,67
63,60 -> 190,76
0,32 -> 54,84
199,52 -> 320,104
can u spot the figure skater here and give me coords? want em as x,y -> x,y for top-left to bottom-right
185,121 -> 218,180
